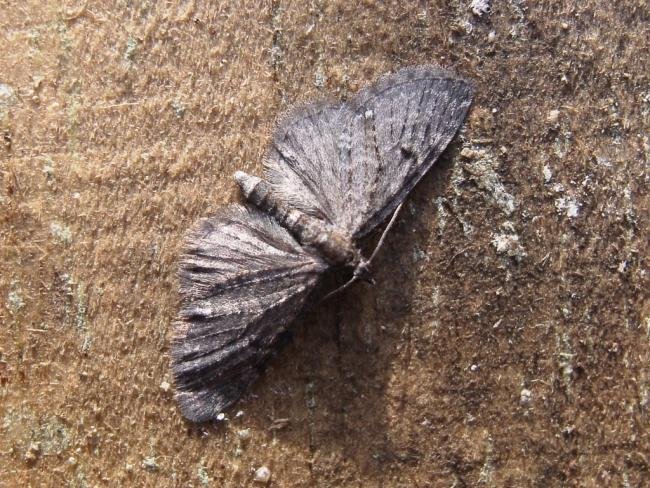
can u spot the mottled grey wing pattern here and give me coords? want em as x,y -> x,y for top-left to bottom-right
348,66 -> 473,237
263,102 -> 359,228
264,65 -> 473,239
171,204 -> 327,422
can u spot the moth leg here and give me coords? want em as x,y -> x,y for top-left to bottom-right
321,202 -> 404,302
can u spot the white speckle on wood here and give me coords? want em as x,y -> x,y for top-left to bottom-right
237,428 -> 251,440
459,147 -> 517,216
7,290 -> 25,311
520,388 -> 532,405
492,224 -> 526,261
470,0 -> 491,17
547,109 -> 560,124
50,222 -> 72,244
142,456 -> 158,472
555,196 -> 581,218
254,466 -> 271,483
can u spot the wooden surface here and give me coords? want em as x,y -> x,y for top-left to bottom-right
1,1 -> 648,486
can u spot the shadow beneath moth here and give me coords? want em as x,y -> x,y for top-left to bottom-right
172,66 -> 473,422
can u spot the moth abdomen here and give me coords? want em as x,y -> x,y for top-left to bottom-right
234,171 -> 313,236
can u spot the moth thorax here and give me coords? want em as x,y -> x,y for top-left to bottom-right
312,230 -> 357,267
234,171 -> 356,267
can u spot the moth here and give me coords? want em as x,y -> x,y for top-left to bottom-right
172,66 -> 473,422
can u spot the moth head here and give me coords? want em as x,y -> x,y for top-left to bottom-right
353,258 -> 375,286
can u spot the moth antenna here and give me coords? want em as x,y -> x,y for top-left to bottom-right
367,202 -> 404,265
321,275 -> 359,302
